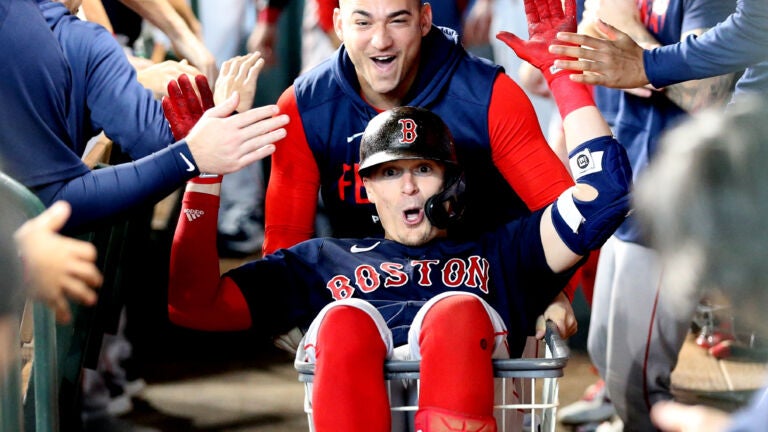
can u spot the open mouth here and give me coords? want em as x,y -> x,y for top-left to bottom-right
371,55 -> 396,67
403,207 -> 423,225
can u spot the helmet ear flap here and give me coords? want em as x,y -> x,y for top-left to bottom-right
425,173 -> 466,229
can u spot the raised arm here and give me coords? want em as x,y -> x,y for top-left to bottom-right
497,0 -> 631,273
168,179 -> 253,331
262,88 -> 322,255
37,76 -> 288,232
553,0 -> 767,89
118,0 -> 217,81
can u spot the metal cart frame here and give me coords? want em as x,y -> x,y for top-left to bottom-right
295,321 -> 570,432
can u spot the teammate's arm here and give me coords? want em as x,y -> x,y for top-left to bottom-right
262,88 -> 322,255
553,0 -> 764,91
487,74 -> 574,211
498,0 -> 631,274
168,181 -> 254,331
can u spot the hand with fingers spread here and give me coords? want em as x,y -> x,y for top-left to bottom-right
496,0 -> 578,85
185,95 -> 290,175
162,73 -> 215,141
496,0 -> 594,118
214,52 -> 266,113
14,201 -> 102,324
552,20 -> 651,89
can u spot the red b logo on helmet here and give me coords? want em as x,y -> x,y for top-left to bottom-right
399,118 -> 418,144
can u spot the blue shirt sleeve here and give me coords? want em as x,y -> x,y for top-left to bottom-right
34,141 -> 199,232
644,0 -> 768,87
53,10 -> 174,158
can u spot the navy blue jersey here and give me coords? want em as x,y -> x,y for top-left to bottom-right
227,209 -> 574,355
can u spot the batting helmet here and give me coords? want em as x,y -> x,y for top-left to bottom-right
358,106 -> 466,229
358,106 -> 459,178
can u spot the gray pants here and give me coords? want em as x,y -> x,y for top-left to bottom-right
588,236 -> 699,431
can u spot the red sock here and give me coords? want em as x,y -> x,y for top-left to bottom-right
312,306 -> 390,432
418,296 -> 495,416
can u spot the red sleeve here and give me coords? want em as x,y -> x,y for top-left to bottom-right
316,0 -> 338,33
488,74 -> 574,211
263,87 -> 321,255
168,191 -> 253,331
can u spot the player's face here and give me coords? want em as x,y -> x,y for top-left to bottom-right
363,159 -> 447,246
334,0 -> 432,110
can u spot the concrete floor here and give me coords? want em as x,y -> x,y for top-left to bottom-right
83,346 -> 599,432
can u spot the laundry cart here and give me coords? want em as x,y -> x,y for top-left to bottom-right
295,320 -> 570,432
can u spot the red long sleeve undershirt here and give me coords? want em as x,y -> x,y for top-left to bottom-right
168,190 -> 252,331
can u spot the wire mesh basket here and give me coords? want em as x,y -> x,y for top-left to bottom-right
295,321 -> 569,432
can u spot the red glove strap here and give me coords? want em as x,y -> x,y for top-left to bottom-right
549,75 -> 594,118
188,174 -> 223,185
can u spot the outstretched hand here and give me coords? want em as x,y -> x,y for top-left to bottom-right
162,74 -> 215,141
552,19 -> 652,89
15,201 -> 102,324
496,0 -> 578,84
214,52 -> 265,113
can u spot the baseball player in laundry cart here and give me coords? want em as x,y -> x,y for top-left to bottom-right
166,0 -> 631,430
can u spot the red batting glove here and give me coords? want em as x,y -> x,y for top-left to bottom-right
162,74 -> 215,141
496,0 -> 592,118
162,74 -> 220,183
496,0 -> 577,85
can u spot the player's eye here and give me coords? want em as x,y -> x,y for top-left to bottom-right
382,166 -> 400,177
415,163 -> 433,175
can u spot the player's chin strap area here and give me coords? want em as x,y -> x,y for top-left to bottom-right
551,136 -> 633,256
425,172 -> 467,229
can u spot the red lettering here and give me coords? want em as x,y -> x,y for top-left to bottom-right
399,118 -> 417,143
326,275 -> 355,300
466,256 -> 490,293
353,163 -> 370,204
355,264 -> 380,293
442,258 -> 466,287
380,262 -> 408,287
338,163 -> 371,204
411,259 -> 439,286
338,163 -> 353,201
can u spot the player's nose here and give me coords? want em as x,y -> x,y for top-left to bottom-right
370,22 -> 394,50
401,172 -> 419,195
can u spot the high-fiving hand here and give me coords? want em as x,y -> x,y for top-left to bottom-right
162,74 -> 215,141
496,0 -> 578,84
